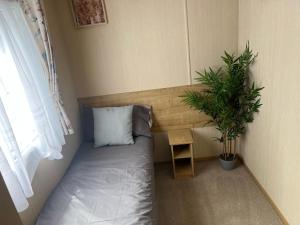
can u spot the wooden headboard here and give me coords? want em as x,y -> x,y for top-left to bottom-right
78,84 -> 212,132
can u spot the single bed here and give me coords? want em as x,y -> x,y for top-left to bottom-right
36,135 -> 154,225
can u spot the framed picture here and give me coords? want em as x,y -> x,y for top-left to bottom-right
70,0 -> 107,28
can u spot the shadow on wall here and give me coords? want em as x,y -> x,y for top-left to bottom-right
192,127 -> 222,159
154,132 -> 170,162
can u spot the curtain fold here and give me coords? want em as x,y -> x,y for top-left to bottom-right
0,0 -> 66,212
0,99 -> 33,212
19,0 -> 74,135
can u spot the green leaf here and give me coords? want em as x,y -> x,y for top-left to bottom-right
181,42 -> 263,140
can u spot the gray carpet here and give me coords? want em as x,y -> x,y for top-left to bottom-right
155,160 -> 283,225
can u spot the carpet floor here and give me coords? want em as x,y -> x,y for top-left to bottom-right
154,160 -> 283,225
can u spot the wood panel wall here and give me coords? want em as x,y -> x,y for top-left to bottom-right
78,84 -> 211,132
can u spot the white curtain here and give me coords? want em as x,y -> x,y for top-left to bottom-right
19,0 -> 74,135
0,0 -> 65,212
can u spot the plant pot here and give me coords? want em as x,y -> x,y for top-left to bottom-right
218,154 -> 237,170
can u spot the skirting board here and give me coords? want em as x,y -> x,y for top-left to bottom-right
242,161 -> 290,225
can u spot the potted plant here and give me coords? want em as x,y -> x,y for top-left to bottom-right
182,43 -> 264,170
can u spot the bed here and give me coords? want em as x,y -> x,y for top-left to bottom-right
36,105 -> 155,225
36,136 -> 154,225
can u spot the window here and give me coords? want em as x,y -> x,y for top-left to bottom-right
0,0 -> 66,212
0,37 -> 40,156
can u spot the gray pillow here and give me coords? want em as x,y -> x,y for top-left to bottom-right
80,105 -> 94,142
132,105 -> 152,137
93,106 -> 134,147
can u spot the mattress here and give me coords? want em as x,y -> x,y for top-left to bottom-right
36,136 -> 154,225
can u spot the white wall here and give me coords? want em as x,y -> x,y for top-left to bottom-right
239,1 -> 300,224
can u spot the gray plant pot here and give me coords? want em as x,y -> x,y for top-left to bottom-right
219,154 -> 237,170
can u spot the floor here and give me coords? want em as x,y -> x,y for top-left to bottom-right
154,160 -> 283,225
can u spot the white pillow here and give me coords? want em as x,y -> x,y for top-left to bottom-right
93,106 -> 134,147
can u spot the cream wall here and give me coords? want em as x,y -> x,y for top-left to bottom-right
54,0 -> 238,98
0,174 -> 22,225
188,0 -> 238,161
18,0 -> 81,224
50,0 -> 238,161
188,0 -> 238,80
239,0 -> 300,224
57,0 -> 191,97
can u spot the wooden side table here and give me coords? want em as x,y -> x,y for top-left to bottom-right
168,129 -> 194,178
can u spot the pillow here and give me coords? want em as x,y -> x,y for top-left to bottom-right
93,106 -> 134,147
81,105 -> 152,142
80,105 -> 94,142
132,105 -> 152,137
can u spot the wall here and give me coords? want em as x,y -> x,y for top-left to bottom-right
187,0 -> 238,80
239,0 -> 300,224
187,0 -> 238,161
18,0 -> 82,224
54,0 -> 238,98
58,0 -> 190,97
0,174 -> 22,225
50,0 -> 238,161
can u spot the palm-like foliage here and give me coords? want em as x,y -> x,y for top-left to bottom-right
182,43 -> 263,159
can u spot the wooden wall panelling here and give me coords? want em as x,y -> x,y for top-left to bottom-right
78,84 -> 212,132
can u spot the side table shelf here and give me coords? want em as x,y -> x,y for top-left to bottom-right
168,129 -> 194,178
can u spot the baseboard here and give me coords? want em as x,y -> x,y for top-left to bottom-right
242,161 -> 290,225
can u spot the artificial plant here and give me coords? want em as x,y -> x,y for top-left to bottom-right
182,43 -> 264,160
